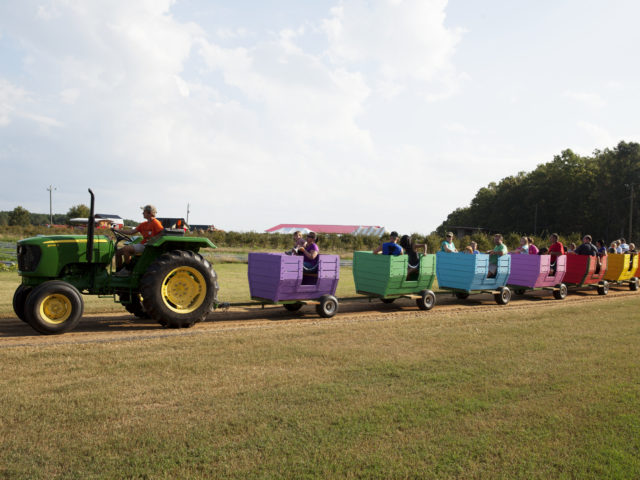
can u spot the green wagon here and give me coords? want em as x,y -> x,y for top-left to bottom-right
352,251 -> 437,310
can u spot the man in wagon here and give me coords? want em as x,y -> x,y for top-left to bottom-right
574,235 -> 598,256
373,231 -> 403,256
486,233 -> 508,278
548,233 -> 565,275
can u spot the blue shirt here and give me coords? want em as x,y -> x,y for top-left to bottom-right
382,242 -> 403,256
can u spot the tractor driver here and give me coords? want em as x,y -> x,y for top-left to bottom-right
114,204 -> 164,276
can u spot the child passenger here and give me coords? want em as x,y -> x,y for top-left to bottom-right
285,231 -> 306,255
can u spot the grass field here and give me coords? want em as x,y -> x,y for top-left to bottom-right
1,296 -> 639,478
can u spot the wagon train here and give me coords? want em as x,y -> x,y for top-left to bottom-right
10,193 -> 639,335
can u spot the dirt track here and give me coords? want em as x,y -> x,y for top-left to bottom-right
1,287 -> 637,348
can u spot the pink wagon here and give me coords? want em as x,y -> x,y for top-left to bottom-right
506,254 -> 568,300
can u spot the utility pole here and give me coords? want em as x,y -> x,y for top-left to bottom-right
46,185 -> 57,225
186,203 -> 190,226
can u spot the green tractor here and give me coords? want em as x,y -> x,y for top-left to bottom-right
13,189 -> 219,334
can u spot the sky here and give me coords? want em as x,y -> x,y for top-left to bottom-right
1,0 -> 639,234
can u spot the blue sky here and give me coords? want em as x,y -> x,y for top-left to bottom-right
1,0 -> 638,234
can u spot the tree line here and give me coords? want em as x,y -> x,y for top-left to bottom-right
0,205 -> 138,227
437,141 -> 640,243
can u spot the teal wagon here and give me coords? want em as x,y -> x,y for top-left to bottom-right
352,251 -> 437,310
436,252 -> 512,305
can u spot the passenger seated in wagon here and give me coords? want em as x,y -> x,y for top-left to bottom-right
373,231 -> 403,256
574,235 -> 600,272
298,231 -> 320,273
440,232 -> 458,252
548,233 -> 565,275
399,235 -> 427,280
486,233 -> 508,278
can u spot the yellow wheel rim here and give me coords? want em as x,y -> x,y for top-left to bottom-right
39,294 -> 72,324
161,266 -> 207,314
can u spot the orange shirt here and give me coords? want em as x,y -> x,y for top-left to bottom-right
135,218 -> 164,244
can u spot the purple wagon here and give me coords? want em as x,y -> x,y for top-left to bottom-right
506,254 -> 568,299
248,252 -> 340,317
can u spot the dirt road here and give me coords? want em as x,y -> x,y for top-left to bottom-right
1,288 -> 636,348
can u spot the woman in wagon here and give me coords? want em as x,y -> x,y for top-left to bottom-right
399,235 -> 427,277
527,237 -> 539,255
440,232 -> 458,252
596,239 -> 608,257
514,236 -> 530,254
298,231 -> 320,272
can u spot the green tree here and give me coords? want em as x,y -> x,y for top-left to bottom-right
9,206 -> 31,226
67,204 -> 90,220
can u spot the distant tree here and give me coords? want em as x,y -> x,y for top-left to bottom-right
8,206 -> 31,226
67,204 -> 90,220
0,211 -> 8,226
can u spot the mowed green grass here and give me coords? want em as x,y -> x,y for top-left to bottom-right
1,297 -> 639,479
0,264 -> 358,317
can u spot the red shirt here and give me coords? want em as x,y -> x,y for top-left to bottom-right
135,218 -> 164,244
549,241 -> 565,257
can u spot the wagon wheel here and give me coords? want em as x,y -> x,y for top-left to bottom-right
597,281 -> 609,296
316,295 -> 338,318
283,302 -> 304,312
416,290 -> 436,311
630,277 -> 639,291
494,286 -> 511,305
454,292 -> 469,300
552,283 -> 568,300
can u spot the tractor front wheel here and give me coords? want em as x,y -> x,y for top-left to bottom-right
13,285 -> 33,323
24,281 -> 84,334
141,250 -> 218,328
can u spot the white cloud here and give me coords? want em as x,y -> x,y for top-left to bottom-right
322,0 -> 464,99
0,0 -> 468,232
563,90 -> 607,108
577,121 -> 615,149
0,78 -> 26,126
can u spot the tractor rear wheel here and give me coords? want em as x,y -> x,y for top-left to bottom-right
13,285 -> 33,323
140,250 -> 218,328
24,281 -> 84,334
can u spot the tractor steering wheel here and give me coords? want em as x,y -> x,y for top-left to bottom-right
111,227 -> 133,244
